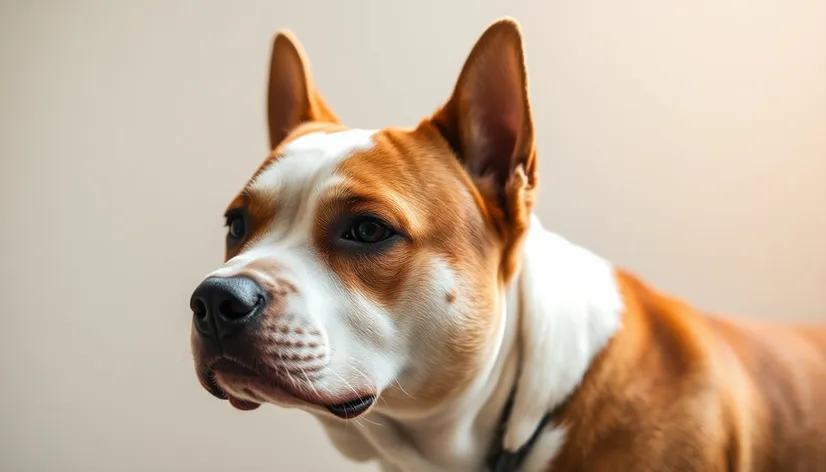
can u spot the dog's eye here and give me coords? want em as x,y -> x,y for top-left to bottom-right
343,218 -> 394,244
226,214 -> 246,240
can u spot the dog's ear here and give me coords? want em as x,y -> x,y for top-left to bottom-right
431,18 -> 537,204
267,30 -> 339,150
431,18 -> 537,281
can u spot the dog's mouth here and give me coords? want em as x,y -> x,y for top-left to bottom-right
201,358 -> 375,418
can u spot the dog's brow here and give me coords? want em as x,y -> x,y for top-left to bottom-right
224,192 -> 249,216
319,186 -> 418,233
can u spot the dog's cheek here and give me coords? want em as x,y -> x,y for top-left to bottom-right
324,243 -> 415,310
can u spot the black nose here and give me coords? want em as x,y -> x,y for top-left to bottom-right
190,276 -> 266,340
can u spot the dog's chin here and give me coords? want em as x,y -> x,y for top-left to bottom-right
198,358 -> 377,419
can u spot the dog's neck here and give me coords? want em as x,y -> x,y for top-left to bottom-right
317,215 -> 625,472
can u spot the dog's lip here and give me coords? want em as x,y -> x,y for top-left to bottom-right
201,358 -> 377,417
227,396 -> 261,411
201,370 -> 228,400
212,358 -> 258,377
207,358 -> 264,410
325,394 -> 376,419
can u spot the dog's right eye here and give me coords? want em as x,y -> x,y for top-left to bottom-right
226,213 -> 246,241
343,218 -> 395,244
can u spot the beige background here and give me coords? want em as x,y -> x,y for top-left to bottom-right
1,1 -> 824,471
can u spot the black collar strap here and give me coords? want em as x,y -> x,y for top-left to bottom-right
485,386 -> 569,472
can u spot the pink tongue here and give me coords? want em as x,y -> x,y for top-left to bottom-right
228,396 -> 261,411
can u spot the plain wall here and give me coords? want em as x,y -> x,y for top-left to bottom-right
1,1 -> 824,471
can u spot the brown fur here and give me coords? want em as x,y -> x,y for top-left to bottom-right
548,270 -> 826,471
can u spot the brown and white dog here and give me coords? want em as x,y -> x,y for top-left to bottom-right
189,18 -> 826,472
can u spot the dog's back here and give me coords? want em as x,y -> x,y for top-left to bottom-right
710,316 -> 826,471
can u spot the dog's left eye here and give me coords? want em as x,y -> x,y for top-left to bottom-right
343,218 -> 394,244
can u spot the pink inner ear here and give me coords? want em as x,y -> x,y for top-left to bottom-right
462,51 -> 525,179
467,110 -> 519,178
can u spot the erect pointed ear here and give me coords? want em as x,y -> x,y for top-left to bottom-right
267,30 -> 339,150
431,18 -> 537,207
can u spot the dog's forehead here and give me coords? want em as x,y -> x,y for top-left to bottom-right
231,124 -> 476,256
247,128 -> 378,198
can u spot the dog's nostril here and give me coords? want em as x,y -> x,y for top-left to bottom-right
218,297 -> 257,320
191,298 -> 207,319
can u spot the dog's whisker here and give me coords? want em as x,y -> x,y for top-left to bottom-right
353,417 -> 363,429
391,375 -> 414,400
329,368 -> 362,403
359,415 -> 383,427
301,367 -> 322,401
178,352 -> 193,365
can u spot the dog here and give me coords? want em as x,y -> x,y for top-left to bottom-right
188,17 -> 826,471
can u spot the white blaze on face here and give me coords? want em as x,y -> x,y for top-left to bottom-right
210,129 -> 377,281
249,129 -> 377,244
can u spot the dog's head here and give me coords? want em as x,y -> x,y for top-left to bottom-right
189,18 -> 538,419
